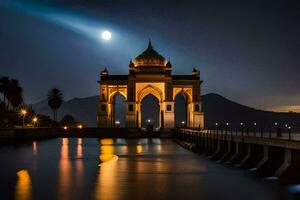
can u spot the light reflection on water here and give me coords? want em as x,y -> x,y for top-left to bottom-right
15,170 -> 32,200
58,138 -> 71,200
0,138 -> 298,200
94,139 -> 119,200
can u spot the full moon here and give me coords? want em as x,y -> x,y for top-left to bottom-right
101,31 -> 112,40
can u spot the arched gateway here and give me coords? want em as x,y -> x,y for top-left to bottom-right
97,41 -> 204,129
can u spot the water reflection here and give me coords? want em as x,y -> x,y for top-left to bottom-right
94,139 -> 119,200
58,138 -> 71,200
77,138 -> 83,158
32,141 -> 37,156
3,138 -> 294,200
76,138 -> 84,189
136,144 -> 143,154
15,170 -> 32,200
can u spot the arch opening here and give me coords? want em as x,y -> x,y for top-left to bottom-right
141,94 -> 160,129
174,92 -> 188,128
111,93 -> 126,128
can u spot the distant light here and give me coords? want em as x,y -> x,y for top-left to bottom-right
20,109 -> 27,115
101,31 -> 111,40
215,123 -> 218,126
181,121 -> 185,124
285,124 -> 288,128
254,123 -> 257,126
275,122 -> 278,126
240,122 -> 244,126
33,117 -> 38,123
147,119 -> 151,123
115,120 -> 120,125
226,122 -> 229,126
77,124 -> 83,129
288,126 -> 292,129
63,126 -> 68,130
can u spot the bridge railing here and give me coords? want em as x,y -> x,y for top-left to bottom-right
175,127 -> 298,142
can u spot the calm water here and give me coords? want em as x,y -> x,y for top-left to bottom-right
0,138 -> 299,200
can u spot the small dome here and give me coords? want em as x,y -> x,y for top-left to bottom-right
166,61 -> 172,68
100,68 -> 109,76
132,40 -> 166,67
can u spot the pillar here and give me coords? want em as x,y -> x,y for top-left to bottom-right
125,101 -> 137,128
163,101 -> 174,128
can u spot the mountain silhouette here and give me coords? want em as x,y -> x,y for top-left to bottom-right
33,93 -> 300,131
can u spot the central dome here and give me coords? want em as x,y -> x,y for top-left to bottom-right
132,41 -> 167,67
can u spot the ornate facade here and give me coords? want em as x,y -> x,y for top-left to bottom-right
97,41 -> 204,129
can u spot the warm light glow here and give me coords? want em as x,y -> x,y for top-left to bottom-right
101,31 -> 111,40
77,124 -> 83,129
215,123 -> 218,126
58,138 -> 71,199
240,122 -> 244,126
254,122 -> 257,126
15,170 -> 32,200
20,109 -> 27,116
95,143 -> 118,200
33,117 -> 38,123
100,139 -> 114,145
115,120 -> 120,125
136,145 -> 143,153
147,119 -> 151,123
181,121 -> 185,124
77,138 -> 83,158
63,126 -> 68,130
226,122 -> 229,126
32,141 -> 37,155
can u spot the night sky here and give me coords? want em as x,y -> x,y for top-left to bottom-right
0,0 -> 299,112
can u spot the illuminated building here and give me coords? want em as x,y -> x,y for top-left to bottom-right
97,41 -> 204,129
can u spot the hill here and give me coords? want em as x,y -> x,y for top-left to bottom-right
33,93 -> 300,131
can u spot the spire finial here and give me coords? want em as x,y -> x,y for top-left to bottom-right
147,38 -> 153,50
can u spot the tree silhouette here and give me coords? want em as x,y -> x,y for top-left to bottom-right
0,76 -> 10,107
7,79 -> 23,110
0,77 -> 23,110
47,88 -> 63,121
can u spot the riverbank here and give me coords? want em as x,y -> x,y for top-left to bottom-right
0,127 -> 172,141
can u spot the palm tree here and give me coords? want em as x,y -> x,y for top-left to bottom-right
0,76 -> 10,107
48,88 -> 63,121
7,79 -> 23,110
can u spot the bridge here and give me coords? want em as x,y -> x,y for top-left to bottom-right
173,128 -> 300,184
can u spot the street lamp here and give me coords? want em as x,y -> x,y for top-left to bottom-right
20,109 -> 27,127
115,120 -> 120,128
240,122 -> 244,136
253,122 -> 257,136
63,126 -> 68,130
215,122 -> 219,134
32,117 -> 38,128
226,122 -> 229,134
181,121 -> 185,128
275,122 -> 280,137
77,124 -> 83,129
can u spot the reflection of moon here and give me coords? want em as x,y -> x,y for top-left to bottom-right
101,31 -> 112,40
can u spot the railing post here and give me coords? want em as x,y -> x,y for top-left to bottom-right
261,127 -> 263,138
288,128 -> 291,140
